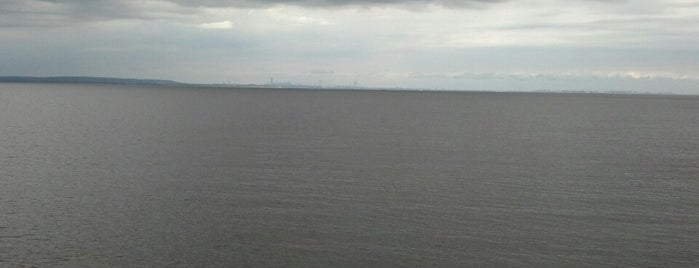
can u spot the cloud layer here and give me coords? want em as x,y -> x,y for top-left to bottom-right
1,0 -> 698,93
172,0 -> 506,8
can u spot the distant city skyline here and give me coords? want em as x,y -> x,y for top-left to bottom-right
1,0 -> 698,93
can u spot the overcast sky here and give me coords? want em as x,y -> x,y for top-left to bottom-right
1,0 -> 698,92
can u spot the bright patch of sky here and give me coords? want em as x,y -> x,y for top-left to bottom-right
1,0 -> 698,93
199,20 -> 233,29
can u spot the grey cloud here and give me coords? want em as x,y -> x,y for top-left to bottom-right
169,0 -> 506,8
0,0 -> 202,27
310,69 -> 335,74
0,0 -> 503,28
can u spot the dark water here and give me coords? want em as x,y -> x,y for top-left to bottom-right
1,83 -> 698,267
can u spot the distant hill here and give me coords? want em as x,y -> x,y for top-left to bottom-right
0,76 -> 182,85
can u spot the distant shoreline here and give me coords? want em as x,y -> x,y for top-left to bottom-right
0,76 -> 182,85
0,76 -> 688,96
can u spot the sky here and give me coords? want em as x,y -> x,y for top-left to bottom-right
1,0 -> 698,93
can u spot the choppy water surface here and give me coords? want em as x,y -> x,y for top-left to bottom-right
1,83 -> 698,267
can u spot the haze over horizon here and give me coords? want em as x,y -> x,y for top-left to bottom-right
1,0 -> 698,93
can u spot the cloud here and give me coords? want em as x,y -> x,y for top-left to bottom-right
438,71 -> 699,81
310,69 -> 335,74
262,8 -> 333,25
199,20 -> 233,29
0,0 -> 203,27
170,0 -> 506,8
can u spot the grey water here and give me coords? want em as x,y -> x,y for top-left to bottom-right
1,83 -> 698,267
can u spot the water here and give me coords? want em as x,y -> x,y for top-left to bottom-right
1,83 -> 698,267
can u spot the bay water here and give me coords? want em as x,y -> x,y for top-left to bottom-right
1,83 -> 698,267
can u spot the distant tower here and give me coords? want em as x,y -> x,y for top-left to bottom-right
319,80 -> 322,88
270,77 -> 274,86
